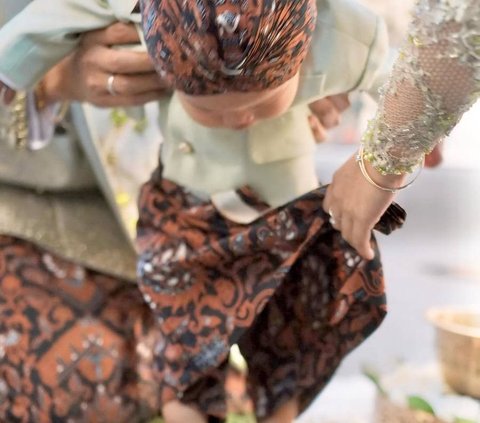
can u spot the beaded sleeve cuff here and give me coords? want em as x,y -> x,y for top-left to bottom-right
362,0 -> 480,175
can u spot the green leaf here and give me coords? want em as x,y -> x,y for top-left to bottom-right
407,395 -> 435,415
362,366 -> 387,397
454,418 -> 477,423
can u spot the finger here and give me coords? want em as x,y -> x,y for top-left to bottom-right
104,72 -> 167,96
327,94 -> 350,112
339,216 -> 353,241
308,97 -> 333,116
308,115 -> 328,143
91,89 -> 167,108
350,221 -> 375,260
330,210 -> 343,231
309,98 -> 340,129
82,22 -> 140,47
323,185 -> 333,215
96,48 -> 157,75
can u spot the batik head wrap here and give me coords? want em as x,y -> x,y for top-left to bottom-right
140,0 -> 317,94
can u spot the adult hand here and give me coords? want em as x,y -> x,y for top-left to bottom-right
308,94 -> 350,142
323,154 -> 406,260
42,22 -> 170,108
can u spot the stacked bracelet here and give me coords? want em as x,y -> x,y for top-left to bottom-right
11,91 -> 29,149
356,146 -> 423,194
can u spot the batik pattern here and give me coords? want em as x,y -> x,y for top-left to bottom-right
0,236 -> 161,423
140,0 -> 317,94
136,169 -> 405,419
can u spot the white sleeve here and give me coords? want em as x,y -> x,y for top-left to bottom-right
362,0 -> 480,174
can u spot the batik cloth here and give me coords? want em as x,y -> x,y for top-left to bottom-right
140,0 -> 317,94
0,235 -> 161,423
136,167 -> 405,420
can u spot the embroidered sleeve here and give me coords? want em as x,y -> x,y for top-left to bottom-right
362,0 -> 480,174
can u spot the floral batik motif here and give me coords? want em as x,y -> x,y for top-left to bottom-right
136,169 -> 405,420
0,236 -> 161,423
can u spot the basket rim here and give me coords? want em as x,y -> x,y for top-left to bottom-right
426,306 -> 480,339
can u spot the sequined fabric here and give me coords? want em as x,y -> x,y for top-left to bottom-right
363,0 -> 480,174
140,0 -> 317,94
0,186 -> 138,281
136,167 -> 406,419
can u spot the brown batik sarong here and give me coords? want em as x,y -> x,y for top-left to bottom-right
0,236 -> 161,423
136,168 -> 405,420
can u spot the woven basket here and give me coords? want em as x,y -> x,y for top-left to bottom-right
374,396 -> 448,423
427,307 -> 480,399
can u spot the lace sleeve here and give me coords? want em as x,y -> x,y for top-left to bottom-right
362,0 -> 480,174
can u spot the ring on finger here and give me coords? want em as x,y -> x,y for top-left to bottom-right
328,208 -> 342,226
328,208 -> 336,225
106,74 -> 117,96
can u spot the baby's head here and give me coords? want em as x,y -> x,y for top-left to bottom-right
141,0 -> 317,129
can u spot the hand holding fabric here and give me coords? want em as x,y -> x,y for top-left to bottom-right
42,22 -> 170,108
323,154 -> 406,259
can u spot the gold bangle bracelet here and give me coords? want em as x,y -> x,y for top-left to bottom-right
356,146 -> 422,194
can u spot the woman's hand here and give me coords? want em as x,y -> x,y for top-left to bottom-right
323,154 -> 407,260
42,22 -> 170,107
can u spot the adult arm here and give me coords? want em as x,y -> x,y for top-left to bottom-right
324,0 -> 480,259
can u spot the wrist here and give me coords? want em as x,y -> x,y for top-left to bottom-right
41,62 -> 72,105
364,159 -> 407,189
356,146 -> 421,194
